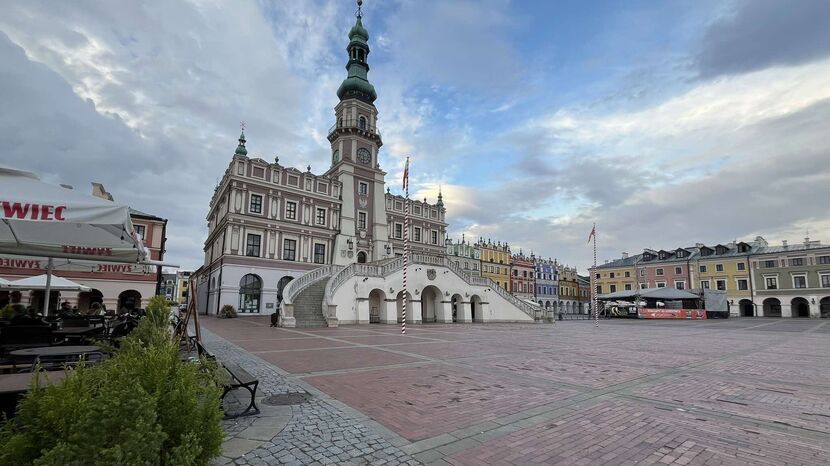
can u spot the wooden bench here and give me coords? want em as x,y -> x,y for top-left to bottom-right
189,337 -> 260,419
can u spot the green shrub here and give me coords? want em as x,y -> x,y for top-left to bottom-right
0,299 -> 224,465
218,304 -> 237,319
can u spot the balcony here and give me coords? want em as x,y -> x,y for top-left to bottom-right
327,119 -> 382,142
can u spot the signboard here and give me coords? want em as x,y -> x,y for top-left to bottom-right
0,255 -> 153,275
638,308 -> 707,320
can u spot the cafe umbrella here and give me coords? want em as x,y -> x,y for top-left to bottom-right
0,166 -> 149,315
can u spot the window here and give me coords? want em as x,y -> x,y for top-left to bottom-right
394,223 -> 402,239
513,270 -> 518,277
283,239 -> 296,261
762,260 -> 776,268
675,267 -> 682,275
737,262 -> 746,271
285,201 -> 297,220
609,285 -> 616,292
595,273 -> 600,279
358,182 -> 368,195
640,269 -> 645,277
765,277 -> 778,290
523,271 -> 528,278
819,256 -> 830,265
789,258 -> 804,267
316,208 -> 326,226
414,227 -> 421,242
313,244 -> 326,264
640,283 -> 648,289
716,280 -> 726,291
737,279 -> 748,291
610,272 -> 615,278
596,285 -> 603,294
431,231 -> 438,245
249,194 -> 262,214
656,268 -> 664,276
675,281 -> 685,290
358,211 -> 367,229
793,275 -> 807,288
699,265 -> 707,273
656,282 -> 666,288
245,234 -> 261,257
625,284 -> 632,291
700,280 -> 710,289
822,275 -> 830,288
134,224 -> 146,239
358,116 -> 367,130
715,264 -> 724,272
238,274 -> 262,313
624,271 -> 630,278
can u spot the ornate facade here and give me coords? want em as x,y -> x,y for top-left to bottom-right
534,257 -> 559,311
446,235 -> 481,277
478,239 -> 512,292
511,251 -> 535,300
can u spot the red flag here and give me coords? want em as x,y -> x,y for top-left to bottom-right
402,157 -> 409,190
588,224 -> 596,243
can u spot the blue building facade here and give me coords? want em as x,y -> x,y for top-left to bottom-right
534,257 -> 559,312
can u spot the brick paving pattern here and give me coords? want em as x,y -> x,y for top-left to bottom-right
202,316 -> 830,465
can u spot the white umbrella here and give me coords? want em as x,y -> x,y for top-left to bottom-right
3,274 -> 91,291
0,167 -> 149,314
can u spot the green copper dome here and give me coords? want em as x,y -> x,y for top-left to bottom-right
235,130 -> 248,156
349,17 -> 369,43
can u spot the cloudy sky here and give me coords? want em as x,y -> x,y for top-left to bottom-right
1,0 -> 828,272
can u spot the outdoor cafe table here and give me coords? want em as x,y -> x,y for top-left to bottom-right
0,371 -> 68,395
52,326 -> 102,338
9,345 -> 101,361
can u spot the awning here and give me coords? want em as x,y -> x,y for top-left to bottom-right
2,274 -> 91,292
0,167 -> 148,264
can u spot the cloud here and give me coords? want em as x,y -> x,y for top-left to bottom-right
695,0 -> 830,78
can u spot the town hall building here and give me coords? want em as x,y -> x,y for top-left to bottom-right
195,5 -> 541,326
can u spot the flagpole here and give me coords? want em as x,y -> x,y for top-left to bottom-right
402,157 -> 409,335
593,223 -> 598,328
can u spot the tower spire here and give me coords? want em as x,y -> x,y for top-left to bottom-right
336,0 -> 377,104
235,123 -> 248,156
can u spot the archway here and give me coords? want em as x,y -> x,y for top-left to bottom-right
791,297 -> 810,318
739,299 -> 754,317
238,274 -> 262,313
451,294 -> 464,322
77,288 -> 104,312
763,298 -> 781,317
421,285 -> 442,323
396,290 -> 413,323
545,301 -> 551,309
277,276 -> 294,305
820,297 -> 830,318
470,294 -> 482,322
118,289 -> 141,312
357,251 -> 367,264
369,289 -> 386,323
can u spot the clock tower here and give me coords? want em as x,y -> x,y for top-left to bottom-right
327,1 -> 390,265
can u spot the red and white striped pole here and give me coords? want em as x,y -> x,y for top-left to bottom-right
593,223 -> 598,328
402,157 -> 410,334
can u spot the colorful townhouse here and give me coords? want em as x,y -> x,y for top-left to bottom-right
593,253 -> 640,295
558,265 -> 581,314
446,235 -> 481,277
478,239 -> 512,292
639,247 -> 697,290
535,257 -> 559,311
694,239 -> 765,316
751,238 -> 830,318
511,251 -> 536,300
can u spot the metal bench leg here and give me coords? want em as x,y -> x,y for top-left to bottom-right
240,381 -> 260,416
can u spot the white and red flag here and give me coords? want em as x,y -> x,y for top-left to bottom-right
588,224 -> 596,243
402,157 -> 409,191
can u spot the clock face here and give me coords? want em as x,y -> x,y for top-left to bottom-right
356,148 -> 371,165
332,149 -> 340,164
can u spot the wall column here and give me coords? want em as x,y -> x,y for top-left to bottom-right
356,297 -> 369,324
381,299 -> 397,324
407,300 -> 422,324
457,301 -> 472,323
436,300 -> 453,323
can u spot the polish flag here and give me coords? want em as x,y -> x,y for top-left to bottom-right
588,224 -> 596,243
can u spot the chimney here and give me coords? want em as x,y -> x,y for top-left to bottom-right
621,252 -> 629,259
782,240 -> 788,248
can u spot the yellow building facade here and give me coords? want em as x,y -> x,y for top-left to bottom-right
477,240 -> 512,292
694,243 -> 754,304
593,254 -> 640,295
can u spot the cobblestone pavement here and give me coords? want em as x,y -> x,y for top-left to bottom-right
203,317 -> 830,465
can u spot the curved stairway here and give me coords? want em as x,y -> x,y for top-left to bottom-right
292,279 -> 329,327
